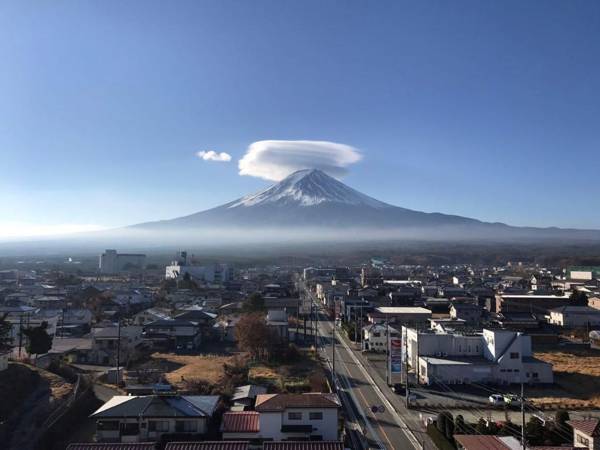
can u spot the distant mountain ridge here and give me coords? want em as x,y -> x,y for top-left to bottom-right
134,169 -> 600,241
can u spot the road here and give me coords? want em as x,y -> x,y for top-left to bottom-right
302,284 -> 431,450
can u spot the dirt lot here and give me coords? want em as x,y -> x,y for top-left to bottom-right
149,353 -> 233,388
532,348 -> 600,408
249,351 -> 329,393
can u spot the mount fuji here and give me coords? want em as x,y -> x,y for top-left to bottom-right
132,169 -> 600,242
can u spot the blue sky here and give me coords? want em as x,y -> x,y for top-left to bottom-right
1,0 -> 599,237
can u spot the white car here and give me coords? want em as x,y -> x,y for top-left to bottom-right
489,394 -> 505,405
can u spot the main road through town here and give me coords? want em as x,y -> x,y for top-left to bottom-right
301,285 -> 430,450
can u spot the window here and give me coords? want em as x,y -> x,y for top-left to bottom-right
175,421 -> 198,432
510,352 -> 520,359
97,420 -> 119,431
149,421 -> 170,432
577,434 -> 590,447
309,412 -> 323,420
288,412 -> 302,420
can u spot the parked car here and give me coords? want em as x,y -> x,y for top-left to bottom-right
489,394 -> 505,405
503,394 -> 521,407
392,384 -> 405,395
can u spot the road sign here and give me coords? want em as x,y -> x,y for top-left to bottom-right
378,405 -> 385,413
371,405 -> 378,413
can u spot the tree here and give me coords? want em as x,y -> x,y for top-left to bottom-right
525,416 -> 546,446
0,313 -> 13,352
444,412 -> 455,440
235,313 -> 272,360
454,415 -> 466,434
23,321 -> 53,364
570,290 -> 588,306
243,292 -> 265,312
551,410 -> 571,444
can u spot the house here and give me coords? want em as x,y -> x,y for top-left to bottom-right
232,384 -> 268,410
222,393 -> 340,442
589,296 -> 600,310
449,303 -> 483,325
361,323 -> 399,352
165,443 -> 248,450
67,443 -> 157,450
495,294 -> 571,315
90,326 -> 144,366
143,319 -> 201,351
406,327 -> 553,385
134,308 -> 172,326
569,418 -> 600,450
266,310 -> 289,342
264,443 -> 343,450
91,394 -> 220,442
548,306 -> 600,328
455,434 -> 578,450
221,411 -> 261,440
454,434 -> 521,450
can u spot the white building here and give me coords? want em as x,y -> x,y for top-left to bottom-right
406,327 -> 553,385
222,393 -> 340,442
99,250 -> 146,274
165,254 -> 231,284
362,323 -> 399,352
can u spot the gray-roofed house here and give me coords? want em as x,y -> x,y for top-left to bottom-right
232,384 -> 268,410
91,394 -> 220,443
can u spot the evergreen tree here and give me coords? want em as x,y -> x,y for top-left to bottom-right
0,313 -> 13,352
23,321 -> 53,365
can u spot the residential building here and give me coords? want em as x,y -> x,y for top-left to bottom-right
549,306 -> 600,328
569,418 -> 600,450
143,319 -> 201,351
231,384 -> 268,410
90,325 -> 144,366
406,327 -> 553,385
222,393 -> 340,442
495,293 -> 571,315
449,303 -> 483,325
91,394 -> 220,442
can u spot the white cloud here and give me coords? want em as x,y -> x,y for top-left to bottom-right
196,150 -> 232,162
238,140 -> 362,181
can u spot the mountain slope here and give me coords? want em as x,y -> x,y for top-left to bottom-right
133,169 -> 600,241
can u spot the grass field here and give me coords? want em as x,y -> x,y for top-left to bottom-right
249,351 -> 329,393
150,353 -> 232,388
532,348 -> 600,408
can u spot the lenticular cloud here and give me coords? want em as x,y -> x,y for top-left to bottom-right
238,140 -> 362,181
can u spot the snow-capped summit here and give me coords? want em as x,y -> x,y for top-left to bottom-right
227,169 -> 390,209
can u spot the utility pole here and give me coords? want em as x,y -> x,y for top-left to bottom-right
331,320 -> 336,389
386,318 -> 390,385
18,314 -> 23,358
116,318 -> 122,386
521,381 -> 526,450
405,328 -> 410,408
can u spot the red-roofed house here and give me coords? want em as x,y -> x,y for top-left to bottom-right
226,393 -> 341,441
165,442 -> 249,450
221,411 -> 261,440
570,419 -> 600,449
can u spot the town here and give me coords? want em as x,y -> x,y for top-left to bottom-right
2,249 -> 600,450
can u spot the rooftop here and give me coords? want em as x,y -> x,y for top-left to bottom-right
255,393 -> 340,411
222,411 -> 260,433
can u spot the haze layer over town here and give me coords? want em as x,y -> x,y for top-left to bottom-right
1,2 -> 600,450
